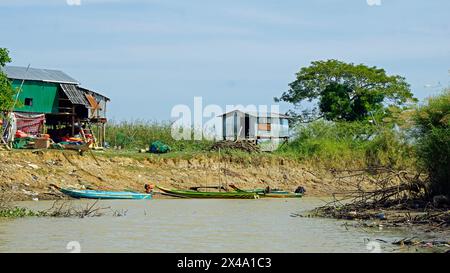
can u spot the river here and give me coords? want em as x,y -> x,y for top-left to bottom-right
0,197 -> 417,253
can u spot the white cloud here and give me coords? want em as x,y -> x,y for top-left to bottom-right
66,0 -> 81,6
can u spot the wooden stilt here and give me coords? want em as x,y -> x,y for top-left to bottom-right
71,107 -> 75,136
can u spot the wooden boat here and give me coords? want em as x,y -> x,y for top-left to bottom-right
229,184 -> 303,198
156,185 -> 259,199
61,143 -> 90,152
259,192 -> 303,198
53,141 -> 91,153
59,188 -> 152,200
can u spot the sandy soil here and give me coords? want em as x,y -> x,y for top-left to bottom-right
0,149 -> 370,201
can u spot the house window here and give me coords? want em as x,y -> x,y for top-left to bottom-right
258,123 -> 272,131
24,98 -> 33,106
257,116 -> 272,131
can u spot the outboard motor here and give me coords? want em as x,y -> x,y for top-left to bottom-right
295,186 -> 306,194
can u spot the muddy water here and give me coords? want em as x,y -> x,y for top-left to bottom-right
0,197 -> 411,253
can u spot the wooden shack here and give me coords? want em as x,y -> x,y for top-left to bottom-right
2,66 -> 110,147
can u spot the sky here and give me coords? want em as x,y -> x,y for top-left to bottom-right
0,0 -> 449,121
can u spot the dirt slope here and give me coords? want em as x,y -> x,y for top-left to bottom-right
0,150 -> 364,201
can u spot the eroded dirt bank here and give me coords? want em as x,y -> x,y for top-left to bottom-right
0,150 -> 364,201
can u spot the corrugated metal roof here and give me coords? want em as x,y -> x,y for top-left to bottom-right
78,86 -> 111,101
2,65 -> 79,84
218,109 -> 290,118
60,84 -> 90,107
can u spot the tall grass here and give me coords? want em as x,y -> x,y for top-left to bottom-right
105,120 -> 213,152
276,120 -> 414,169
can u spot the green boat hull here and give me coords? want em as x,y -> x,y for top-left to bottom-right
245,189 -> 290,194
156,186 -> 259,199
230,185 -> 303,198
259,192 -> 303,198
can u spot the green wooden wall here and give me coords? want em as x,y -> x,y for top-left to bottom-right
11,80 -> 59,114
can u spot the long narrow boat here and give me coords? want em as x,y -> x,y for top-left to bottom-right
156,185 -> 259,199
259,192 -> 303,198
59,188 -> 152,200
229,184 -> 303,198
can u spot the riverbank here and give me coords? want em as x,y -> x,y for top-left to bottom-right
0,149 -> 370,201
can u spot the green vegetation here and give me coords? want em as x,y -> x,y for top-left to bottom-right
0,196 -> 118,219
0,48 -> 16,111
414,90 -> 450,196
277,89 -> 450,198
0,193 -> 43,218
105,121 -> 212,152
275,120 -> 414,169
0,207 -> 44,218
276,59 -> 416,122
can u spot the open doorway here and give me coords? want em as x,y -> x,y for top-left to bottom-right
244,114 -> 250,138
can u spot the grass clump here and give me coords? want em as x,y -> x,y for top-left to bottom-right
0,207 -> 44,218
105,120 -> 213,152
0,196 -> 123,219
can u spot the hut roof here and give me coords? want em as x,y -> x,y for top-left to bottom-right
2,65 -> 79,85
218,109 -> 290,119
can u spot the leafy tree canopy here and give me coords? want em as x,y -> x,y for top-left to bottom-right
414,88 -> 450,132
0,48 -> 15,111
0,48 -> 11,66
276,59 -> 417,122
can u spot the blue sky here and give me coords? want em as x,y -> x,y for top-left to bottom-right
0,0 -> 449,121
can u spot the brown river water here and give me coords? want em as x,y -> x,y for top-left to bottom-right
0,197 -> 422,253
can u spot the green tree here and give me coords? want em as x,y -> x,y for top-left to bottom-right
276,59 -> 416,122
0,48 -> 15,111
414,89 -> 450,197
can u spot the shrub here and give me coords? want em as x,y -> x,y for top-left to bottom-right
414,90 -> 450,196
277,119 -> 413,169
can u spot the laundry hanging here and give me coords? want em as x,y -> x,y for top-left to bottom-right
14,112 -> 46,135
